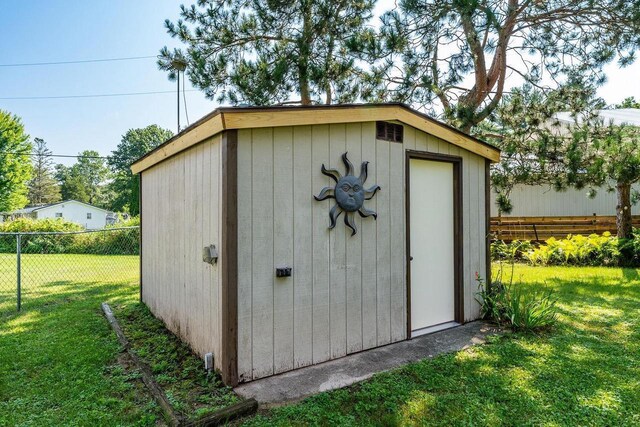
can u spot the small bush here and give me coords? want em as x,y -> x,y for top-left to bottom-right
476,274 -> 558,332
507,285 -> 558,331
0,217 -> 83,233
491,240 -> 534,262
0,218 -> 83,253
0,218 -> 138,255
524,232 -> 620,266
491,230 -> 640,267
111,216 -> 139,228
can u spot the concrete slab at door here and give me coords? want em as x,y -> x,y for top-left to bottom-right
409,158 -> 455,335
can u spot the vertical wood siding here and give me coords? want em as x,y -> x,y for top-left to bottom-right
141,135 -> 223,370
237,122 -> 487,381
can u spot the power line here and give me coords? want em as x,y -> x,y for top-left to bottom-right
0,151 -> 109,160
0,89 -> 198,100
0,55 -> 156,67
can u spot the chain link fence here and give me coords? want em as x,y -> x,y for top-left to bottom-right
0,227 -> 139,313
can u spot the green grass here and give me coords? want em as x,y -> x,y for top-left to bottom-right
242,265 -> 640,426
113,302 -> 239,420
3,261 -> 640,426
0,254 -> 159,426
0,253 -> 239,426
0,253 -> 139,312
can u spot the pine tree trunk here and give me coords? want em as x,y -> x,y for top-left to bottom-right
616,181 -> 633,239
300,76 -> 311,105
299,1 -> 312,106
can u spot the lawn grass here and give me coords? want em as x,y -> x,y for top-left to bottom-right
2,261 -> 639,425
0,253 -> 239,426
242,265 -> 640,426
0,254 -> 159,426
0,253 -> 138,312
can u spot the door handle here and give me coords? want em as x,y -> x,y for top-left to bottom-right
410,256 -> 414,261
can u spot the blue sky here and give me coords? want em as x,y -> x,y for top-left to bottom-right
2,0 -> 640,166
1,1 -> 215,165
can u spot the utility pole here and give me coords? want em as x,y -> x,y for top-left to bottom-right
177,70 -> 180,132
171,58 -> 187,133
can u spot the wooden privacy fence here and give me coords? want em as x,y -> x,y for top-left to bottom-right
490,215 -> 640,241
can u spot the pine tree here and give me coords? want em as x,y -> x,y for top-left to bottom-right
27,138 -> 61,206
487,87 -> 640,239
372,1 -> 640,132
158,0 -> 375,105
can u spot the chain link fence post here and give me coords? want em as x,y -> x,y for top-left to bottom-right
16,233 -> 21,311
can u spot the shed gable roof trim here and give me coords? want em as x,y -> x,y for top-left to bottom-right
131,104 -> 500,174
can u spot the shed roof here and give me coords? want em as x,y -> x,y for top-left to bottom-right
131,103 -> 500,174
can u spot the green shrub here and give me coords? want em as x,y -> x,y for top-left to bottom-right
0,218 -> 139,255
476,273 -> 558,332
523,232 -> 620,266
0,217 -> 83,233
491,240 -> 534,262
490,230 -> 640,267
0,218 -> 83,253
68,228 -> 139,255
110,216 -> 139,228
507,285 -> 558,331
475,275 -> 509,322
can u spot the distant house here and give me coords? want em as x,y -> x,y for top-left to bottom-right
2,200 -> 112,229
493,108 -> 640,217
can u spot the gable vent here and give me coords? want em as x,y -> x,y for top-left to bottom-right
376,121 -> 404,143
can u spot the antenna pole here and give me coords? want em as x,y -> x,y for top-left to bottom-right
177,71 -> 181,133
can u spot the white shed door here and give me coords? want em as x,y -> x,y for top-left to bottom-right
409,158 -> 456,336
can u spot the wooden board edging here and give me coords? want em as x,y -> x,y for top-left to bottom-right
101,303 -> 183,426
181,399 -> 258,427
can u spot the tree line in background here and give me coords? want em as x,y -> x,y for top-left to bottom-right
0,110 -> 172,215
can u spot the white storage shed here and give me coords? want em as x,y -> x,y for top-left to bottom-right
131,104 -> 500,385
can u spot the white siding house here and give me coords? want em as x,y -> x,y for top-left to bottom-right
6,200 -> 111,229
490,183 -> 640,217
494,108 -> 640,217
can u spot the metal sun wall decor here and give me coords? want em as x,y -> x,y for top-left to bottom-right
314,152 -> 381,236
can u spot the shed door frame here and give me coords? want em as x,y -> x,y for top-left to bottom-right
405,150 -> 464,338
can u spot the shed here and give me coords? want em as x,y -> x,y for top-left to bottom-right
131,104 -> 500,386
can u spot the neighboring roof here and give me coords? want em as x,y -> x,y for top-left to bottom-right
10,206 -> 40,215
131,103 -> 501,174
7,200 -> 111,215
555,108 -> 640,127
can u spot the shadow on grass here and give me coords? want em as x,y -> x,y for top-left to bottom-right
0,277 -> 137,316
620,266 -> 640,281
243,268 -> 640,427
0,280 -> 135,325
